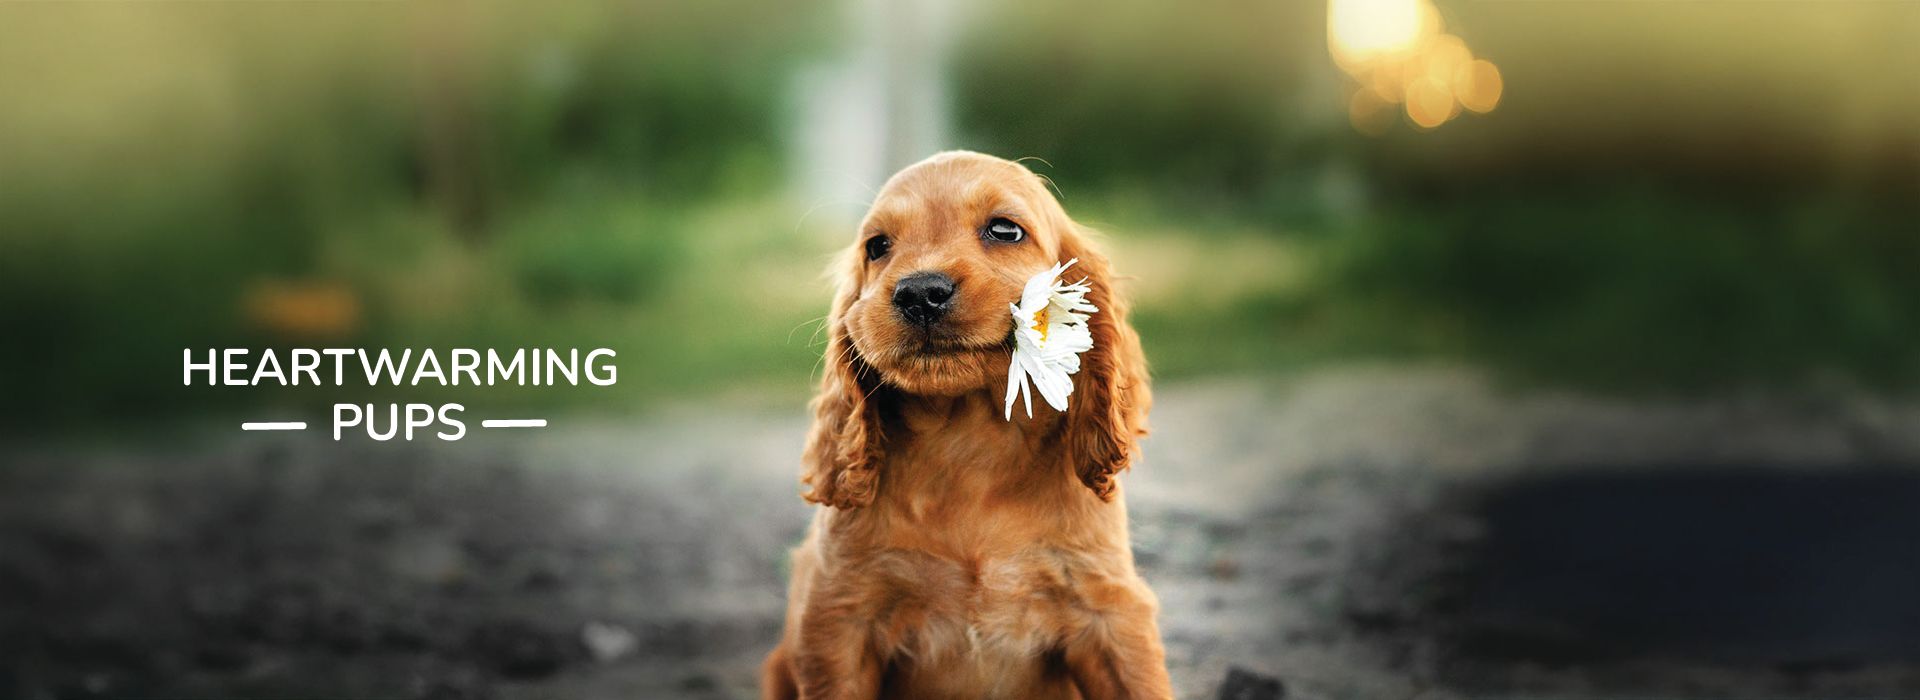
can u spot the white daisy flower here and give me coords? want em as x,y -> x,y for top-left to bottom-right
1004,258 -> 1099,420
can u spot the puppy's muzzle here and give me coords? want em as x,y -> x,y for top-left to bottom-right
892,271 -> 956,328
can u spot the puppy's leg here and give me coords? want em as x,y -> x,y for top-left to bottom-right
792,591 -> 883,700
1065,585 -> 1173,700
761,643 -> 799,700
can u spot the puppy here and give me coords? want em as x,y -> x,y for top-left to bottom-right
762,152 -> 1169,699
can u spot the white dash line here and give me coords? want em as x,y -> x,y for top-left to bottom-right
481,419 -> 548,429
241,422 -> 307,431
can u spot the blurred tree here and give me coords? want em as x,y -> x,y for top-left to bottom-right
410,2 -> 494,239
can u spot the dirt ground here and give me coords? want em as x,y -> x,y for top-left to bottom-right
6,366 -> 1920,699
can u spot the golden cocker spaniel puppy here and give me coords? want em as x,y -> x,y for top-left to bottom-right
763,151 -> 1169,699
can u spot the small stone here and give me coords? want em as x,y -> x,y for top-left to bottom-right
379,611 -> 436,652
678,672 -> 719,691
466,621 -> 568,680
580,621 -> 637,663
191,644 -> 251,672
1217,666 -> 1285,700
518,565 -> 564,592
318,608 -> 376,654
412,671 -> 498,700
1208,557 -> 1243,580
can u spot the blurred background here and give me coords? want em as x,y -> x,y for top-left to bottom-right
2,1 -> 1918,698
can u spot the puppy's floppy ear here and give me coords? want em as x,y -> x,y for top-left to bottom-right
800,251 -> 886,508
1057,224 -> 1151,501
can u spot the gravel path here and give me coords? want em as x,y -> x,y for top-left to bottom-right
5,366 -> 1920,699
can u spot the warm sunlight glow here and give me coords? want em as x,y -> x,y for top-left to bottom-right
1367,61 -> 1407,103
1328,0 -> 1501,132
1328,0 -> 1427,64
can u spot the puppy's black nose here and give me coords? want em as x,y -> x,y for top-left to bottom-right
892,272 -> 956,327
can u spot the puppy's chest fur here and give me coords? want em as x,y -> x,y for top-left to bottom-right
851,540 -> 1095,693
825,400 -> 1129,690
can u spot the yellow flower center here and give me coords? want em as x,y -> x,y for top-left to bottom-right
1032,306 -> 1049,342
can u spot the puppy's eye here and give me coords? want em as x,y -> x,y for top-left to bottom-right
983,218 -> 1025,243
865,235 -> 892,261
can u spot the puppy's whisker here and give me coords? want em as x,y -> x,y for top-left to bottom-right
793,167 -> 882,201
793,196 -> 874,236
786,315 -> 829,346
1013,155 -> 1055,170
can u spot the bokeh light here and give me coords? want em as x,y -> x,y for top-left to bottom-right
1404,76 -> 1458,129
1455,58 -> 1503,113
1420,34 -> 1471,86
1327,0 -> 1501,132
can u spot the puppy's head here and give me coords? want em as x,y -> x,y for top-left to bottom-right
800,152 -> 1151,508
844,152 -> 1066,395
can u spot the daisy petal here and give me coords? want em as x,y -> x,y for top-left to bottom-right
1004,353 -> 1023,420
1002,258 -> 1099,421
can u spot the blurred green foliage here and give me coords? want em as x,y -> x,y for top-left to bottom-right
1322,183 -> 1920,390
0,0 -> 1914,433
0,2 -> 831,427
953,0 -> 1342,216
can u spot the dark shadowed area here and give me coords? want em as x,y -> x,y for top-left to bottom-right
1452,470 -> 1920,667
8,371 -> 1920,699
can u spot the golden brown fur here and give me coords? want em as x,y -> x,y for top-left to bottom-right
764,152 -> 1168,699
